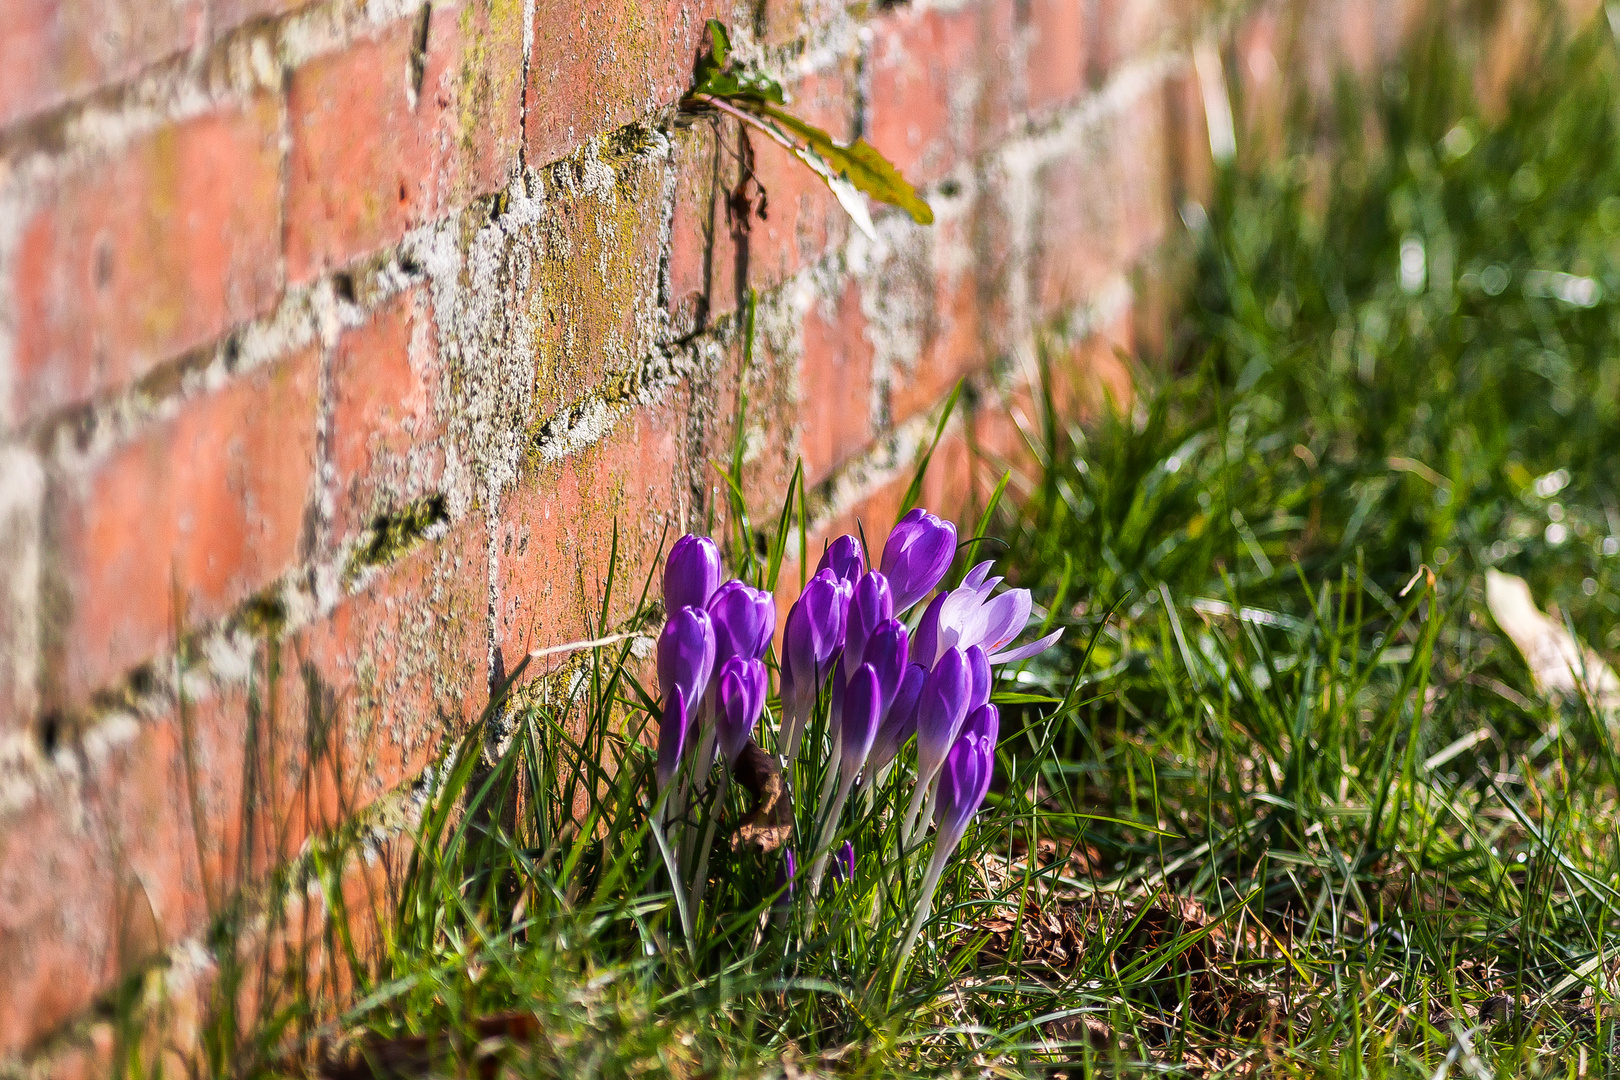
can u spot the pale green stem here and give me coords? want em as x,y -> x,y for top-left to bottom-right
809,770 -> 858,893
895,846 -> 950,978
688,768 -> 729,918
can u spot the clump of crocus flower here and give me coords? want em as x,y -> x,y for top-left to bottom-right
650,505 -> 1060,964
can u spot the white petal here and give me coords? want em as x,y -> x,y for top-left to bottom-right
987,628 -> 1064,665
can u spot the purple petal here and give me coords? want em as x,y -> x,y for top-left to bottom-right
975,588 -> 1033,654
912,591 -> 948,670
915,647 -> 972,781
967,645 -> 991,712
656,687 -> 689,790
986,627 -> 1064,666
962,560 -> 996,590
844,571 -> 894,672
881,509 -> 957,612
817,534 -> 865,584
709,579 -> 776,666
664,534 -> 722,613
867,662 -> 925,774
717,657 -> 767,765
658,606 -> 716,709
841,663 -> 884,777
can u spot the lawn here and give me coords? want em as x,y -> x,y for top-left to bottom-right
201,5 -> 1620,1077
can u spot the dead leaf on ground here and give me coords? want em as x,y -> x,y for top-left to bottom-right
731,738 -> 794,853
1485,569 -> 1620,719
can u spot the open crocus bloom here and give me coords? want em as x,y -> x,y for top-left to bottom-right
913,561 -> 1063,669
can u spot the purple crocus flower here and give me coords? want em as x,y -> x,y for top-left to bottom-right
914,647 -> 973,788
657,606 -> 716,717
936,715 -> 996,842
867,662 -> 926,776
817,534 -> 865,584
862,619 -> 910,709
901,646 -> 972,843
656,686 -> 689,791
967,645 -> 991,712
707,579 -> 776,667
832,840 -> 855,885
880,508 -> 957,612
774,849 -> 798,911
716,656 -> 768,766
842,571 -> 894,674
811,663 -> 883,890
898,710 -> 997,965
779,569 -> 853,768
839,663 -> 884,781
664,534 -> 722,614
912,560 -> 1063,669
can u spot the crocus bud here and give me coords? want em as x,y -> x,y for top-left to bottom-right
716,656 -> 767,766
863,619 -> 910,710
932,719 -> 996,855
656,687 -> 689,791
967,645 -> 991,712
914,647 -> 973,789
843,571 -> 894,674
961,701 -> 999,750
782,569 -> 852,701
880,508 -> 957,612
817,534 -> 865,584
840,664 -> 884,780
867,662 -> 926,775
832,840 -> 855,885
708,579 -> 776,667
664,534 -> 722,613
657,606 -> 716,714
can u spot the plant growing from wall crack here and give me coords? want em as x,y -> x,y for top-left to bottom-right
682,20 -> 934,240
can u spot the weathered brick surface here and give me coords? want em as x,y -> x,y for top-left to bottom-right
866,0 -> 1018,186
49,349 -> 319,712
329,288 -> 446,542
10,96 -> 282,425
286,0 -> 524,284
524,0 -> 726,167
0,515 -> 487,1055
0,0 -> 199,128
0,0 -> 1404,1061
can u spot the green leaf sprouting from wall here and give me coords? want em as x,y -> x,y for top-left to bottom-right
683,19 -> 934,239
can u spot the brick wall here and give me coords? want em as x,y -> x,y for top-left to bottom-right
0,0 -> 1404,1068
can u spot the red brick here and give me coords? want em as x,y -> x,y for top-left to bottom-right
873,186 -> 1015,431
798,280 -> 873,487
1090,0 -> 1194,84
51,350 -> 319,712
667,120 -> 741,338
1028,78 -> 1171,317
329,289 -> 445,541
524,0 -> 723,168
0,516 -> 485,1057
12,97 -> 282,425
742,64 -> 858,291
523,146 -> 669,425
495,396 -> 716,670
286,0 -> 524,284
0,0 -> 201,128
866,0 -> 1018,186
1023,0 -> 1087,114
